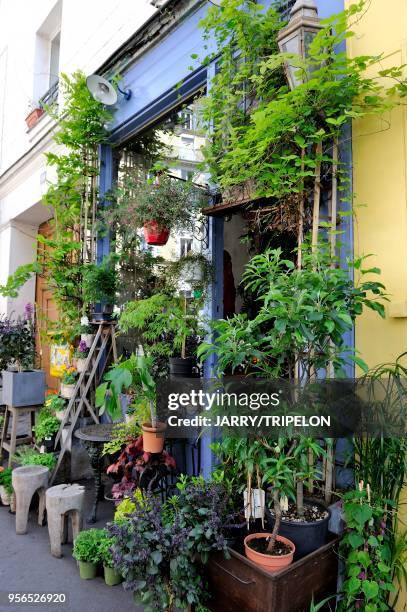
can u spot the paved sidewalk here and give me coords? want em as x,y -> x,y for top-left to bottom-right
0,483 -> 139,612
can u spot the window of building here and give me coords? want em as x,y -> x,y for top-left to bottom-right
33,1 -> 62,108
180,237 -> 193,258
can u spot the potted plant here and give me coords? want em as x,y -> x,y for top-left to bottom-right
79,316 -> 95,346
99,529 -> 122,586
106,435 -> 176,495
33,408 -> 60,450
60,365 -> 78,399
119,293 -> 203,378
45,393 -> 67,421
72,528 -> 104,579
129,173 -> 205,246
0,308 -> 46,407
73,340 -> 89,373
25,101 -> 44,129
133,356 -> 167,453
83,256 -> 117,322
0,467 -> 13,506
12,445 -> 57,471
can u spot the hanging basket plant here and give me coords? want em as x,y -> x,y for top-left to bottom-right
125,174 -> 206,246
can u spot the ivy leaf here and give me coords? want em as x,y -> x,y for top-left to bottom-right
362,580 -> 379,601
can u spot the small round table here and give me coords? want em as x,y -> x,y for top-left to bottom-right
74,424 -> 114,523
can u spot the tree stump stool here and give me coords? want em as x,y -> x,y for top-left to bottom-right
46,483 -> 85,558
12,465 -> 49,534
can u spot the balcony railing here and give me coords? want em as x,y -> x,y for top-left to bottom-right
39,80 -> 59,109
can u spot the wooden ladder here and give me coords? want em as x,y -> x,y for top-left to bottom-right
50,322 -> 118,485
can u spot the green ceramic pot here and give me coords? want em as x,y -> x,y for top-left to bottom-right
104,565 -> 122,586
79,561 -> 98,580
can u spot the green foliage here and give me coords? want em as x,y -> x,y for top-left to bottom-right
102,420 -> 142,457
340,488 -> 396,611
198,243 -> 387,379
0,467 -> 13,495
72,528 -> 105,564
0,313 -> 36,371
0,72 -> 112,337
116,173 -> 205,233
33,409 -> 60,442
12,446 -> 57,470
199,1 -> 406,234
44,394 -> 66,413
119,293 -> 204,361
98,529 -> 117,568
82,255 -> 117,306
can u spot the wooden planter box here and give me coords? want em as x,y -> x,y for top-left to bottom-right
204,537 -> 340,612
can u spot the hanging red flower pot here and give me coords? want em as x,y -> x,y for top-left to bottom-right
143,220 -> 170,246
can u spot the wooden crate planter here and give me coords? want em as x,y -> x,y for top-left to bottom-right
205,537 -> 340,612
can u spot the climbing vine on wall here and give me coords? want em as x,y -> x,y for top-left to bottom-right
199,0 -> 406,243
0,71 -> 112,338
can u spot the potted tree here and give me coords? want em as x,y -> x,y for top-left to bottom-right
0,310 -> 46,407
130,173 -> 205,246
72,528 -> 104,579
60,365 -> 78,399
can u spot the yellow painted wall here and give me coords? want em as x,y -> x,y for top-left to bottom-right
345,1 -> 407,609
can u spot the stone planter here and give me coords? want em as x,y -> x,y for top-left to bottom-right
81,333 -> 95,347
60,383 -> 76,400
1,370 -> 45,407
75,358 -> 87,373
0,486 -> 11,506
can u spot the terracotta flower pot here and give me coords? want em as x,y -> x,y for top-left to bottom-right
141,422 -> 167,453
75,358 -> 87,373
143,221 -> 170,246
25,107 -> 44,129
244,533 -> 295,573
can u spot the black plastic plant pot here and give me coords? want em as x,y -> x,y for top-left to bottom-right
265,501 -> 331,561
169,357 -> 195,378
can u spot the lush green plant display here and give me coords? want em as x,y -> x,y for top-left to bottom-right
340,486 -> 396,611
98,529 -> 117,568
199,244 -> 386,379
198,1 -> 406,234
12,446 -> 57,470
119,292 -> 204,363
72,528 -> 104,564
108,477 -> 236,611
0,467 -> 13,495
33,409 -> 60,442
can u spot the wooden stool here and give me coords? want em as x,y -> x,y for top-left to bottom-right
0,405 -> 39,467
46,484 -> 85,558
12,465 -> 49,534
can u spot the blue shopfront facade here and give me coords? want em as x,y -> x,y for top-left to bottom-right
97,0 -> 350,477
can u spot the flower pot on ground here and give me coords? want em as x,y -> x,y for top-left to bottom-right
2,370 -> 46,407
204,537 -> 340,612
99,529 -> 122,586
25,107 -> 44,129
265,499 -> 330,560
143,221 -> 170,246
0,486 -> 11,506
244,533 -> 295,572
72,528 -> 104,579
104,565 -> 122,586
